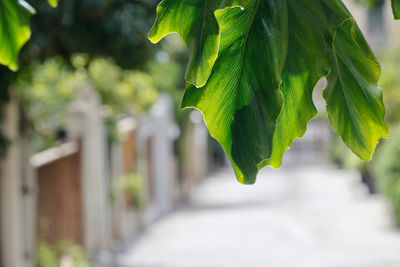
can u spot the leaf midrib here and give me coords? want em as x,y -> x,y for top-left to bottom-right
232,0 -> 261,111
332,42 -> 365,145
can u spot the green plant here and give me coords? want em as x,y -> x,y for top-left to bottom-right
16,57 -> 85,149
328,44 -> 400,199
354,0 -> 381,8
328,45 -> 400,166
36,241 -> 90,267
356,0 -> 400,18
36,242 -> 58,267
111,172 -> 145,210
15,56 -> 158,151
393,0 -> 400,18
3,0 -> 400,184
379,47 -> 400,126
373,126 -> 400,226
365,46 -> 400,225
0,0 -> 36,71
149,0 -> 397,184
0,0 -> 164,157
87,57 -> 159,115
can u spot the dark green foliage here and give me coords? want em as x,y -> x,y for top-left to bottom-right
21,0 -> 159,69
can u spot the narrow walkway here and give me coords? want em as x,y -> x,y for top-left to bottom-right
113,166 -> 400,267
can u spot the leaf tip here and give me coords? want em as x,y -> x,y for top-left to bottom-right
147,32 -> 160,45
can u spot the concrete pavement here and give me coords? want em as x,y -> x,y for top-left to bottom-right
111,165 -> 400,267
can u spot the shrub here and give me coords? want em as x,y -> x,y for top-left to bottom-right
373,126 -> 400,226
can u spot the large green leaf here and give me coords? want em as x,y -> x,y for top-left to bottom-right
148,0 -> 223,87
324,18 -> 388,160
0,0 -> 35,71
149,0 -> 388,183
392,0 -> 400,19
266,0 -> 352,168
269,2 -> 387,168
182,0 -> 287,184
264,2 -> 328,168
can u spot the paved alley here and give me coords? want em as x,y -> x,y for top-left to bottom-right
111,165 -> 400,267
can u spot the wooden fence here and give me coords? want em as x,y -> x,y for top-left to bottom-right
0,92 -> 210,267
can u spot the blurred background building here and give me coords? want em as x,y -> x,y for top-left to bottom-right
0,0 -> 400,267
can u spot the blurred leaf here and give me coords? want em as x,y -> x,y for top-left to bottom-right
355,0 -> 399,19
373,125 -> 400,226
48,0 -> 58,7
392,0 -> 400,19
0,0 -> 35,71
379,47 -> 400,125
16,56 -> 159,151
36,242 -> 58,267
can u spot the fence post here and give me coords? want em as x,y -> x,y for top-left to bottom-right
0,98 -> 26,267
190,110 -> 208,181
109,136 -> 125,239
109,117 -> 140,240
68,85 -> 110,255
137,94 -> 179,224
149,94 -> 179,215
20,135 -> 36,266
